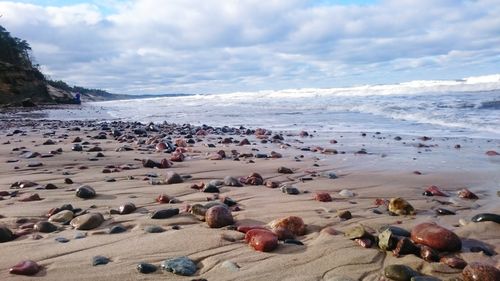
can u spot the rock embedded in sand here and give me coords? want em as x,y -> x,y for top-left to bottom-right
485,150 -> 499,156
315,192 -> 332,202
34,221 -> 58,233
76,185 -> 96,199
151,208 -> 179,219
156,194 -> 170,203
388,197 -> 415,215
393,237 -> 419,257
378,229 -> 398,251
9,260 -> 41,276
0,225 -> 14,242
280,185 -> 300,195
137,262 -> 157,274
435,208 -> 455,216
418,245 -> 439,262
272,226 -> 295,240
165,172 -> 183,184
440,256 -> 467,269
118,202 -> 136,214
268,216 -> 306,236
49,210 -> 74,224
462,262 -> 500,281
471,213 -> 500,224
337,210 -> 352,220
423,185 -> 448,197
92,256 -> 110,266
410,222 -> 461,252
277,166 -> 293,174
70,213 -> 104,230
144,225 -> 165,233
338,189 -> 355,197
458,188 -> 478,199
11,180 -> 38,189
205,205 -> 233,228
223,176 -> 242,187
241,173 -> 264,185
245,229 -> 279,252
18,193 -> 42,202
161,256 -> 197,276
383,264 -> 420,281
108,225 -> 127,234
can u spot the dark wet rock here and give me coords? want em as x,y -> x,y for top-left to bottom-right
118,202 -> 136,214
43,139 -> 55,145
388,197 -> 415,215
223,176 -> 242,187
156,194 -> 170,203
92,256 -> 110,266
462,262 -> 500,281
142,158 -> 161,168
384,264 -> 420,281
458,188 -> 478,199
72,144 -> 83,151
55,237 -> 69,243
108,225 -> 127,234
70,213 -> 104,230
471,213 -> 500,224
64,178 -> 73,184
205,205 -> 233,228
44,183 -> 58,190
280,185 -> 300,195
9,260 -> 40,276
137,262 -> 157,274
411,222 -> 461,252
440,256 -> 467,269
88,146 -> 102,152
165,172 -> 183,184
435,208 -> 455,215
203,184 -> 219,193
74,232 -> 86,239
278,166 -> 293,174
315,192 -> 332,202
283,239 -> 304,245
221,196 -> 237,207
393,237 -> 420,257
151,208 -> 179,219
419,245 -> 439,262
161,256 -> 197,276
379,225 -> 411,237
34,221 -> 58,233
144,225 -> 165,233
245,229 -> 279,252
469,245 -> 494,256
338,210 -> 352,220
76,185 -> 96,199
0,225 -> 14,242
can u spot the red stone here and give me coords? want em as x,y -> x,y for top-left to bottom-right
9,260 -> 40,275
156,142 -> 167,151
160,158 -> 172,168
245,229 -> 278,252
314,192 -> 332,202
462,262 -> 500,281
374,198 -> 388,206
355,238 -> 372,248
272,226 -> 295,240
458,188 -> 478,200
425,185 -> 449,196
175,139 -> 187,147
485,150 -> 499,156
205,206 -> 233,228
237,225 -> 268,233
411,222 -> 461,252
190,182 -> 205,190
156,194 -> 170,203
170,152 -> 185,162
440,256 -> 467,269
242,173 -> 263,185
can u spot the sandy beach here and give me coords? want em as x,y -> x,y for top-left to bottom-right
0,119 -> 499,281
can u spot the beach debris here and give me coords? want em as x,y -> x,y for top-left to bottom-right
205,205 -> 233,228
462,262 -> 500,281
151,208 -> 179,219
76,185 -> 96,199
411,222 -> 461,252
471,213 -> 500,224
268,216 -> 306,236
161,256 -> 197,276
137,262 -> 157,274
458,188 -> 478,199
245,229 -> 278,252
70,213 -> 104,230
9,260 -> 41,276
388,197 -> 415,215
314,192 -> 332,202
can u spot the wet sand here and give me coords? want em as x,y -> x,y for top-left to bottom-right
0,119 -> 499,280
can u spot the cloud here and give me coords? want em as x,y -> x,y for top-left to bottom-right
0,0 -> 499,94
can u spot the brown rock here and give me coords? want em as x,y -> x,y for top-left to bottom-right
314,192 -> 332,202
242,173 -> 263,185
18,193 -> 42,202
268,216 -> 306,236
237,225 -> 268,233
156,194 -> 170,203
170,152 -> 185,162
424,185 -> 448,196
388,197 -> 415,215
245,229 -> 278,252
338,210 -> 352,220
271,226 -> 295,240
277,166 -> 293,174
205,206 -> 233,228
9,260 -> 40,276
440,256 -> 467,269
485,150 -> 499,156
265,181 -> 279,188
462,262 -> 500,281
165,172 -> 183,184
70,213 -> 104,230
458,188 -> 478,200
411,222 -> 461,252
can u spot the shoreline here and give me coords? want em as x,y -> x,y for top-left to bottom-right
0,119 -> 499,280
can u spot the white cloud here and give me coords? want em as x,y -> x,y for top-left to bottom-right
0,0 -> 499,94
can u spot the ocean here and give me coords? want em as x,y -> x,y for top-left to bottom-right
34,74 -> 500,139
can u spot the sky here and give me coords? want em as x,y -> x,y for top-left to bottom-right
0,0 -> 499,95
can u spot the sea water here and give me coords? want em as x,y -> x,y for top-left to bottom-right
35,74 -> 500,139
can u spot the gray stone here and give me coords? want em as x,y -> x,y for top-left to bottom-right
144,225 -> 165,233
161,256 -> 197,276
92,256 -> 110,266
70,213 -> 104,230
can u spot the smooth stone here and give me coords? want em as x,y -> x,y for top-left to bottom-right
49,210 -> 74,224
190,204 -> 208,220
203,185 -> 219,193
283,239 -> 304,245
326,172 -> 338,179
137,262 -> 157,274
245,229 -> 279,252
411,222 -> 461,252
435,208 -> 455,215
462,262 -> 500,281
144,225 -> 165,233
34,221 -> 58,233
108,225 -> 127,234
161,256 -> 197,276
277,166 -> 293,174
280,185 -> 300,195
156,194 -> 170,203
55,237 -> 69,243
72,144 -> 83,151
268,216 -> 306,236
44,183 -> 58,190
388,197 -> 415,215
339,189 -> 355,197
418,245 -> 439,262
165,172 -> 183,184
0,225 -> 14,242
151,208 -> 179,219
344,225 -> 368,240
471,213 -> 500,224
70,213 -> 104,230
74,232 -> 86,239
315,192 -> 332,202
384,264 -> 420,281
76,185 -> 96,199
221,260 -> 240,272
440,256 -> 467,269
424,185 -> 449,197
337,210 -> 352,220
9,260 -> 41,275
205,205 -> 233,228
379,225 -> 411,237
378,229 -> 398,251
18,193 -> 42,202
118,202 -> 136,214
223,176 -> 242,187
458,188 -> 478,200
92,255 -> 110,266
272,226 -> 295,240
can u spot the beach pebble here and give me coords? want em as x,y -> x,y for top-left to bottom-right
265,181 -> 279,188
70,213 -> 104,230
241,172 -> 263,185
325,277 -> 356,281
435,208 -> 455,215
74,232 -> 86,239
156,194 -> 170,203
471,213 -> 500,224
283,239 -> 304,245
277,166 -> 293,174
9,260 -> 41,276
92,256 -> 110,266
205,205 -> 233,228
315,192 -> 332,202
118,202 -> 136,214
161,256 -> 197,276
462,262 -> 500,281
485,150 -> 499,156
137,262 -> 157,274
151,208 -> 179,219
378,229 -> 398,251
221,261 -> 240,272
108,224 -> 127,234
272,226 -> 295,240
44,183 -> 58,190
72,144 -> 83,151
55,237 -> 69,243
144,225 -> 165,233
392,237 -> 420,256
326,172 -> 338,179
18,193 -> 42,202
338,189 -> 355,197
49,210 -> 74,224
223,176 -> 242,187
280,185 -> 300,195
165,172 -> 183,184
388,197 -> 415,215
383,264 -> 420,281
245,229 -> 279,252
423,185 -> 448,197
458,188 -> 478,199
411,222 -> 461,252
237,225 -> 268,233
34,221 -> 58,233
11,180 -> 38,189
337,210 -> 352,220
268,216 -> 306,236
410,277 -> 441,281
344,225 -> 368,240
27,161 -> 43,167
418,245 -> 439,262
0,225 -> 14,242
379,225 -> 410,237
440,256 -> 467,269
76,185 -> 96,199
